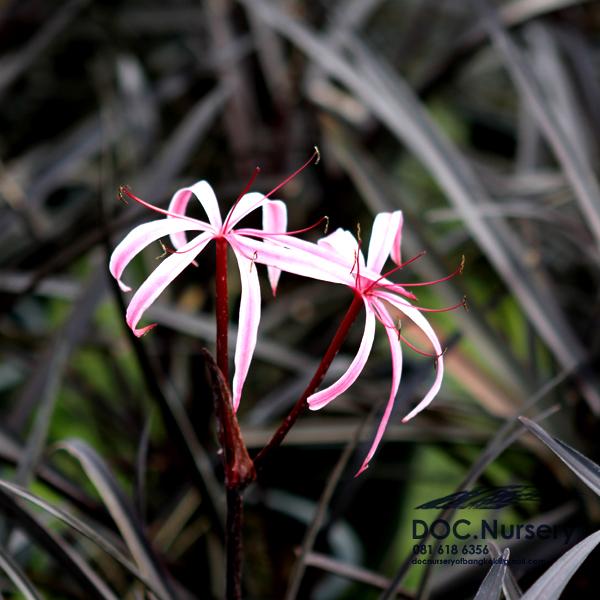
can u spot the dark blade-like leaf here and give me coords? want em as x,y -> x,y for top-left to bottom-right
0,479 -> 155,591
477,0 -> 600,249
519,417 -> 600,496
474,548 -> 509,600
521,530 -> 600,600
0,488 -> 118,600
241,0 -> 600,414
53,439 -> 174,600
0,545 -> 43,600
14,269 -> 108,487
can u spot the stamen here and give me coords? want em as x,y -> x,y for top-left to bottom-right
398,331 -> 444,359
350,237 -> 363,287
371,298 -> 445,359
373,281 -> 418,300
156,240 -> 169,259
407,296 -> 467,314
153,237 -> 205,266
264,147 -> 320,200
249,250 -> 258,272
223,166 -> 262,231
119,185 -> 200,225
392,255 -> 465,288
239,215 -> 330,238
364,251 -> 427,293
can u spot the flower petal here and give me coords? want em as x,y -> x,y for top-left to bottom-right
109,219 -> 207,292
391,213 -> 403,265
235,236 -> 355,286
225,192 -> 266,230
126,232 -> 213,336
318,228 -> 365,269
168,181 -> 221,247
375,290 -> 444,422
307,299 -> 375,410
262,200 -> 287,295
230,245 -> 261,412
355,299 -> 403,476
367,211 -> 403,272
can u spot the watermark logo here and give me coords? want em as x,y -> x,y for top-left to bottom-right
411,486 -> 575,546
411,519 -> 575,545
415,485 -> 539,510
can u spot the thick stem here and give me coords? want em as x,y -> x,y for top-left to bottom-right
226,488 -> 244,600
203,349 -> 255,600
215,236 -> 229,380
253,292 -> 363,470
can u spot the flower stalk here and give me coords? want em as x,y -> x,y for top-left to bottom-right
215,236 -> 229,380
202,349 -> 255,599
253,291 -> 364,470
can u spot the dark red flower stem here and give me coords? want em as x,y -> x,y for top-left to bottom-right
226,489 -> 244,600
213,238 -> 255,600
215,236 -> 229,380
204,347 -> 255,600
253,291 -> 364,470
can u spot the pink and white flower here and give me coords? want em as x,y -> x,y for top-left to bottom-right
109,181 -> 291,410
252,212 -> 448,474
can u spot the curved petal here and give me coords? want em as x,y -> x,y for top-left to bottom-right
375,290 -> 444,422
367,211 -> 403,272
168,181 -> 221,247
262,200 -> 287,295
355,299 -> 403,476
234,237 -> 355,286
318,228 -> 365,269
391,212 -> 403,265
225,192 -> 266,230
230,246 -> 261,412
109,219 -> 207,292
126,232 -> 213,336
308,299 -> 374,410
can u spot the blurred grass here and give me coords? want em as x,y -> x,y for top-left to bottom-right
0,0 -> 599,598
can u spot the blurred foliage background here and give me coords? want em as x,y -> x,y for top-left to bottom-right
0,0 -> 599,598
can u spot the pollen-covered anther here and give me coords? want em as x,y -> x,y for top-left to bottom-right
118,185 -> 131,204
155,238 -> 201,266
249,250 -> 258,272
156,240 -> 169,260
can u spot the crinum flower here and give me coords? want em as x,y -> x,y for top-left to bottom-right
249,211 -> 458,474
110,180 -> 294,410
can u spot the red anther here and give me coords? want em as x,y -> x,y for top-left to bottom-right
118,185 -> 199,224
